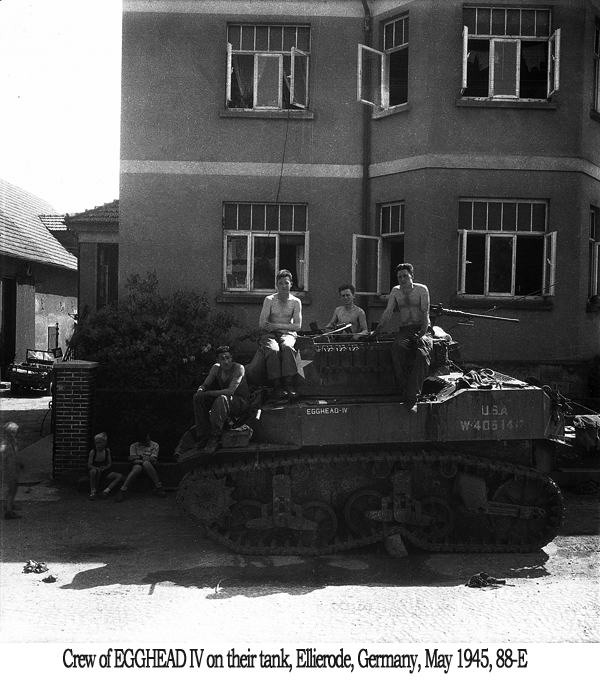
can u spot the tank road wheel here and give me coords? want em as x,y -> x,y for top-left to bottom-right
491,477 -> 563,547
418,496 -> 455,543
344,489 -> 385,537
295,501 -> 338,547
177,472 -> 233,524
228,500 -> 267,546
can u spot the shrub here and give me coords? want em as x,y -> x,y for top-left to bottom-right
70,272 -> 246,389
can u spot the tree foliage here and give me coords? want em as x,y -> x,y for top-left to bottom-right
70,273 -> 246,389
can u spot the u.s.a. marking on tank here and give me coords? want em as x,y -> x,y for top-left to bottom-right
306,406 -> 349,415
481,404 -> 508,416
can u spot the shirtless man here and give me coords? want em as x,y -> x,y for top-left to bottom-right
258,269 -> 303,398
194,345 -> 250,453
372,263 -> 433,412
326,284 -> 369,337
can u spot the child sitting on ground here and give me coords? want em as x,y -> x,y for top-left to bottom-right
116,431 -> 166,501
87,432 -> 123,500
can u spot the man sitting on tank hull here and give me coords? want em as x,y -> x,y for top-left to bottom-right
371,263 -> 433,413
193,345 -> 251,453
257,268 -> 303,398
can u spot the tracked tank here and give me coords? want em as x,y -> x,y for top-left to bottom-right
176,306 -> 567,555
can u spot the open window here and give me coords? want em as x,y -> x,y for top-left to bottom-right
590,207 -> 600,297
352,235 -> 381,295
461,8 -> 560,102
226,24 -> 310,111
458,199 -> 553,298
542,230 -> 557,296
290,47 -> 309,108
223,202 -> 308,292
357,44 -> 384,107
358,15 -> 409,109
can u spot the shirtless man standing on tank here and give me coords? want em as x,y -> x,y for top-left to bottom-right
372,263 -> 433,413
258,268 -> 303,398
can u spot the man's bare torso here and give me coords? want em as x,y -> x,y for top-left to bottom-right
391,283 -> 429,326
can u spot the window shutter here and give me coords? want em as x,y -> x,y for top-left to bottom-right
461,26 -> 469,95
290,47 -> 309,108
547,29 -> 561,97
542,230 -> 557,296
357,44 -> 385,107
352,234 -> 381,295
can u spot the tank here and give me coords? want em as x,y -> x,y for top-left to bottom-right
176,306 -> 574,556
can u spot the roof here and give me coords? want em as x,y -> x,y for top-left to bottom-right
0,179 -> 77,271
65,199 -> 119,225
39,215 -> 67,233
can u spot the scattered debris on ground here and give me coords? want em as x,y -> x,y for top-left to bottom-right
22,560 -> 48,574
466,571 -> 506,588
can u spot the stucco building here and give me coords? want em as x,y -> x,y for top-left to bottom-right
119,0 -> 600,375
66,200 -> 119,315
0,178 -> 78,377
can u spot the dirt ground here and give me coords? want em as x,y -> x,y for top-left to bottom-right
0,390 -> 52,448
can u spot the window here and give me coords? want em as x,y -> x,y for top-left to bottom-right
223,202 -> 308,291
380,201 -> 405,291
226,25 -> 310,110
458,199 -> 555,297
590,207 -> 600,297
358,15 -> 409,109
461,7 -> 560,101
97,244 -> 119,309
352,202 -> 405,295
594,24 -> 600,112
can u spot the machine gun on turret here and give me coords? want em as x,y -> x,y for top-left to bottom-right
429,303 -> 519,324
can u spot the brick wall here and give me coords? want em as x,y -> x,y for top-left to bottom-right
52,360 -> 98,481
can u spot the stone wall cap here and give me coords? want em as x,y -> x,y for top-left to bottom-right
54,360 -> 99,369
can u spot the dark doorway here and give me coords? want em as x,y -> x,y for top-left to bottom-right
1,277 -> 17,377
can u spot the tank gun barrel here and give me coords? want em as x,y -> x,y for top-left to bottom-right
430,303 -> 519,323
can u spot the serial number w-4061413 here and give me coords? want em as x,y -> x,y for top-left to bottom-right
460,418 -> 525,432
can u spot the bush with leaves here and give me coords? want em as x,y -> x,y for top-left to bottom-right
70,273 -> 250,389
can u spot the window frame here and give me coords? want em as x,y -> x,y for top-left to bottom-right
590,207 -> 600,297
222,202 -> 309,293
457,198 -> 555,299
226,24 -> 311,112
460,7 -> 560,102
358,14 -> 409,110
593,24 -> 600,113
352,234 -> 381,296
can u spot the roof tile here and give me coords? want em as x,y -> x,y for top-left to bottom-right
0,179 -> 77,271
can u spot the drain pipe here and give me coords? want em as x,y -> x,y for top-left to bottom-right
360,0 -> 372,236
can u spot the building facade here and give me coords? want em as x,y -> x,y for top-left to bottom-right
120,0 -> 600,369
66,200 -> 119,315
0,179 -> 78,376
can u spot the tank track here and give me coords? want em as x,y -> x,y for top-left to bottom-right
176,449 -> 564,555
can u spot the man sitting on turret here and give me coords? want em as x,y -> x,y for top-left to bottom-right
371,263 -> 433,413
258,268 -> 303,398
